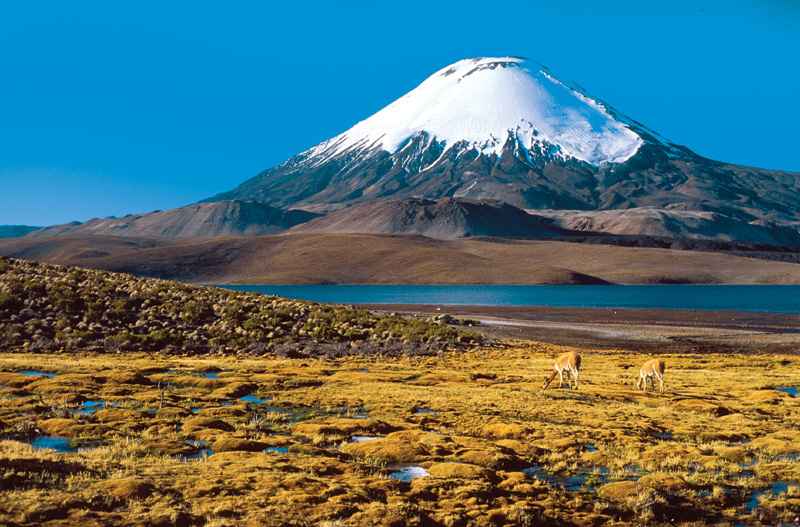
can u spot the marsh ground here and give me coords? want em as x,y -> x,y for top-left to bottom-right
0,344 -> 798,526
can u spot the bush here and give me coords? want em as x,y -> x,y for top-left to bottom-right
180,300 -> 215,324
0,290 -> 21,312
50,287 -> 85,316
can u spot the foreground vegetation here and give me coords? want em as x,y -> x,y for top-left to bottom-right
0,346 -> 797,526
0,257 -> 478,357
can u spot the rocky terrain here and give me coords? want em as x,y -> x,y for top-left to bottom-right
0,257 -> 478,357
29,201 -> 318,239
536,207 -> 800,247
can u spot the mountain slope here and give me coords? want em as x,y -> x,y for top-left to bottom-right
207,57 -> 800,228
0,225 -> 40,238
31,201 -> 318,239
292,197 -> 567,239
3,233 -> 800,285
537,208 -> 800,246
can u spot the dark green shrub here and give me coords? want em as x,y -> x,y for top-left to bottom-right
0,290 -> 21,312
180,300 -> 214,324
51,287 -> 85,316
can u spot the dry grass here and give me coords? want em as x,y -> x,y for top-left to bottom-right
0,345 -> 798,525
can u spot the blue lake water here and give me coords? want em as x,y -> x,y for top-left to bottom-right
222,285 -> 800,314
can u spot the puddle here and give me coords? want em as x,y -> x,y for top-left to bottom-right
745,481 -> 794,513
654,431 -> 673,440
240,395 -> 271,405
413,407 -> 437,415
346,409 -> 370,419
523,464 -> 611,492
169,369 -> 222,380
350,435 -> 382,443
30,436 -> 76,453
264,405 -> 292,414
19,370 -> 57,378
775,386 -> 797,397
264,446 -> 289,454
76,400 -> 107,415
181,440 -> 214,460
388,465 -> 429,481
190,407 -> 202,414
585,443 -> 598,453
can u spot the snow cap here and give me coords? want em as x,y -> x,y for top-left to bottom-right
311,57 -> 643,166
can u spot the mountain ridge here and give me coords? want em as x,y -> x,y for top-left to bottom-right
291,197 -> 569,239
29,200 -> 318,239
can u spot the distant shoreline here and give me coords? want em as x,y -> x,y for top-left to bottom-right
219,283 -> 800,316
362,304 -> 800,355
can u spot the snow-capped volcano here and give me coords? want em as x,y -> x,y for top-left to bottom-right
209,57 -> 800,227
310,57 -> 642,166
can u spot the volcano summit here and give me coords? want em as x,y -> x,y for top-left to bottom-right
208,57 -> 800,231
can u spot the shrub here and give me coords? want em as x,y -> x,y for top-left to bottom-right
180,300 -> 214,324
0,290 -> 21,312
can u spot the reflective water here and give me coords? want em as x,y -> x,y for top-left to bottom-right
223,284 -> 800,313
388,465 -> 429,481
19,370 -> 57,378
239,395 -> 270,405
77,400 -> 106,415
30,436 -> 75,452
350,435 -> 381,443
181,440 -> 214,460
745,481 -> 793,512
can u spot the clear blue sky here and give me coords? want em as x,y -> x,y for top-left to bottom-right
1,1 -> 798,225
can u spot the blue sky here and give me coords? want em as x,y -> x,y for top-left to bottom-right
1,1 -> 798,225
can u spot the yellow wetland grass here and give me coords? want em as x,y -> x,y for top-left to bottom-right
0,343 -> 798,526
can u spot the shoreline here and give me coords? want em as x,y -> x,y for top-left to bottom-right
361,304 -> 800,354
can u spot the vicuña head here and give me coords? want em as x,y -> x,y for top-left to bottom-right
636,358 -> 666,393
542,351 -> 582,390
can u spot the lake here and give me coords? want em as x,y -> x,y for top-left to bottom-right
221,285 -> 800,314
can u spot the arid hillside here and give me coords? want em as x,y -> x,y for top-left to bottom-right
29,201 -> 318,239
3,233 -> 800,285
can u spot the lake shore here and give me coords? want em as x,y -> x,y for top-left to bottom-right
364,304 -> 800,354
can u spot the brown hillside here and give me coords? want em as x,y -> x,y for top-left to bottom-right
3,233 -> 800,285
